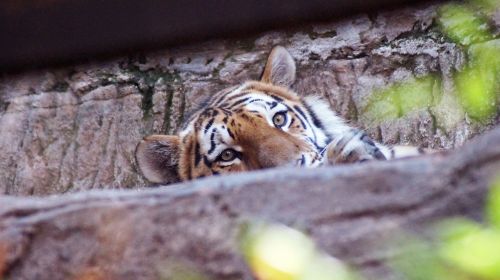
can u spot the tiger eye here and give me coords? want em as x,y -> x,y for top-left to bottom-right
220,149 -> 236,161
272,112 -> 287,127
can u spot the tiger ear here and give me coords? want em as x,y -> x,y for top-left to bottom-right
261,46 -> 296,88
135,135 -> 181,184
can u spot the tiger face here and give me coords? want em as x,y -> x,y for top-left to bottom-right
136,46 -> 345,183
138,44 -> 428,184
176,81 -> 331,180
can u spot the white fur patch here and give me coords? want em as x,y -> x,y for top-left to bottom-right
302,96 -> 351,138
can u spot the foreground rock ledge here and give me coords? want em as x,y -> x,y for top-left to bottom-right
1,127 -> 500,280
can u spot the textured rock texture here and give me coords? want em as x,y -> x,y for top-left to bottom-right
0,2 -> 499,195
0,125 -> 499,280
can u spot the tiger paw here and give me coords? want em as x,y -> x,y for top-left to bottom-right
326,129 -> 386,165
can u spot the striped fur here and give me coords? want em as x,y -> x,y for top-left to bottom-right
136,46 -> 427,183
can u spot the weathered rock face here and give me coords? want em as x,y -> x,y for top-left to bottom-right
0,125 -> 499,280
0,2 -> 498,195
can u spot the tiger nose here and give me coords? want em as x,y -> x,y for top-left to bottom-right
257,135 -> 299,168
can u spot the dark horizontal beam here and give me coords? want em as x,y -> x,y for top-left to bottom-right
0,0 -> 436,72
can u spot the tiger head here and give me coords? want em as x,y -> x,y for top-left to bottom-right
136,46 -> 346,183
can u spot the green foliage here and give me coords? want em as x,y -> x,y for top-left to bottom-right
363,77 -> 435,123
391,234 -> 468,280
364,1 -> 499,126
439,225 -> 500,279
487,180 -> 500,229
392,180 -> 500,280
437,219 -> 499,279
455,66 -> 497,121
454,20 -> 499,121
438,4 -> 492,46
239,221 -> 357,280
436,2 -> 499,123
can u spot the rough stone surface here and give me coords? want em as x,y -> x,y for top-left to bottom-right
0,125 -> 499,280
0,2 -> 499,195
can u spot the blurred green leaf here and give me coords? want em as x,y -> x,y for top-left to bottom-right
301,254 -> 357,280
392,215 -> 500,280
439,227 -> 500,279
487,180 -> 500,228
436,218 -> 483,243
239,221 -> 357,280
363,2 -> 500,127
438,4 -> 492,46
390,233 -> 467,280
240,222 -> 316,280
455,66 -> 497,121
435,214 -> 500,279
363,89 -> 400,122
469,41 -> 500,83
363,77 -> 435,123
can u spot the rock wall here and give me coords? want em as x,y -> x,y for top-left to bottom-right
1,126 -> 499,280
0,2 -> 498,195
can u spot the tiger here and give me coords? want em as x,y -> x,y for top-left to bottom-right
135,46 -> 428,184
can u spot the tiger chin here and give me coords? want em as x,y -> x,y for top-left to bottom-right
135,46 -> 429,184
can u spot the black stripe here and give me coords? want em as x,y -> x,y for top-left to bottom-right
203,156 -> 212,168
204,118 -> 214,132
229,97 -> 251,108
270,95 -> 284,102
303,102 -> 324,129
202,108 -> 218,117
280,103 -> 306,129
308,137 -> 323,151
213,94 -> 228,106
267,101 -> 278,109
360,133 -> 375,146
319,145 -> 327,156
294,115 -> 307,129
221,108 -> 233,115
295,105 -> 319,144
227,128 -> 235,139
212,86 -> 240,106
185,139 -> 193,180
288,105 -> 308,129
208,128 -> 217,154
227,90 -> 252,101
247,98 -> 265,105
194,142 -> 201,166
293,105 -> 308,121
296,115 -> 307,129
